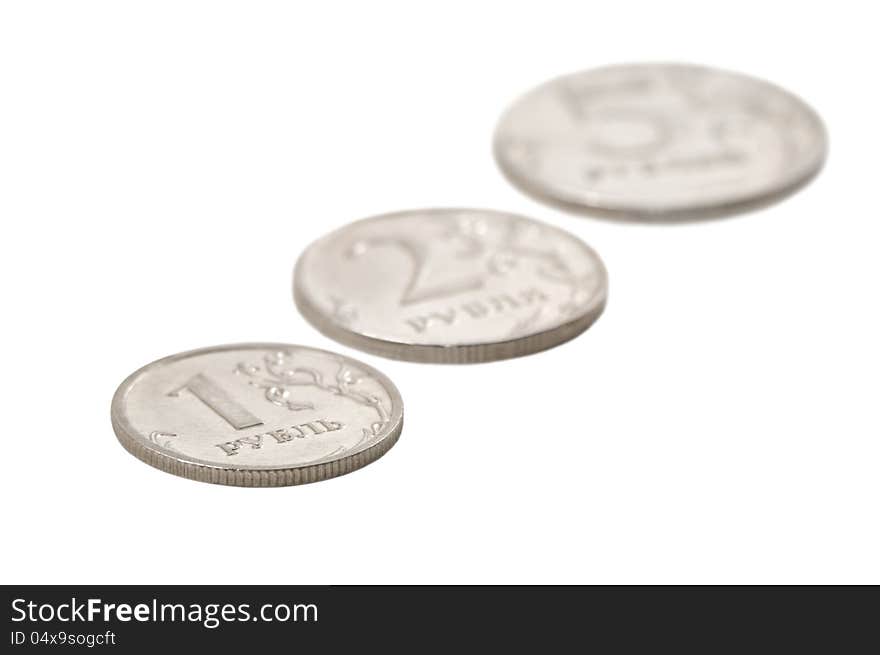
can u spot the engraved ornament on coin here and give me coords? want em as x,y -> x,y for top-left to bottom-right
293,209 -> 608,363
111,344 -> 404,486
494,63 -> 827,220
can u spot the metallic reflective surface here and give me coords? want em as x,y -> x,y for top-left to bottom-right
294,208 -> 608,363
494,63 -> 827,220
111,343 -> 404,486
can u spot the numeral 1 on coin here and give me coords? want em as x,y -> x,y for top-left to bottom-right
169,373 -> 263,430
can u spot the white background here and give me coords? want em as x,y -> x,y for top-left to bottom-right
1,1 -> 877,584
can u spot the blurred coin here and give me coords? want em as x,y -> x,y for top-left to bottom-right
111,343 -> 403,486
494,63 -> 827,220
294,208 -> 607,363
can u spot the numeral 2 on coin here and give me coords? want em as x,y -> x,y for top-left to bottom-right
351,236 -> 484,306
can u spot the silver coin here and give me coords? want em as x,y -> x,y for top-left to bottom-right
294,208 -> 608,363
494,63 -> 827,220
111,343 -> 403,486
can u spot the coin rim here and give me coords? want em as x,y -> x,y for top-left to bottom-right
493,61 -> 829,221
293,208 -> 609,363
110,342 -> 404,487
